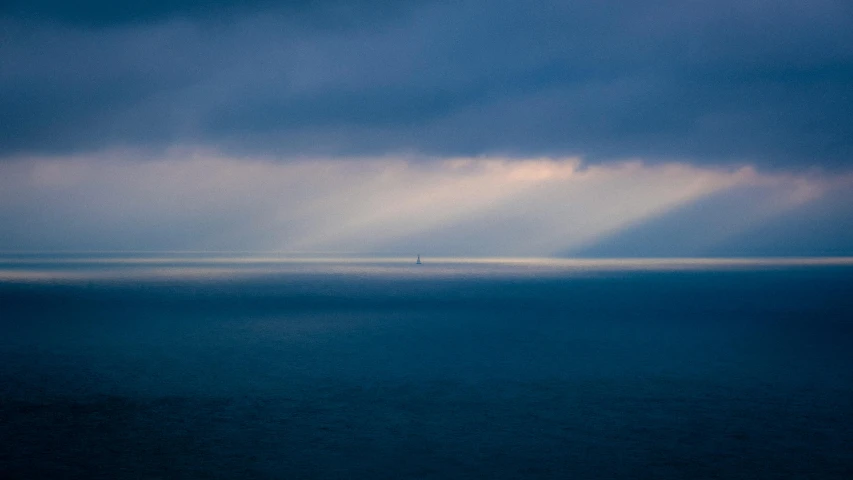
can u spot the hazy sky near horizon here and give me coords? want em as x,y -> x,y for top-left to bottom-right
2,1 -> 852,255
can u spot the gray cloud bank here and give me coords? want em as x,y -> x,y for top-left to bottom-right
2,0 -> 853,167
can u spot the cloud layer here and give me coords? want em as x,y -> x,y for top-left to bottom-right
4,2 -> 853,256
3,0 -> 852,167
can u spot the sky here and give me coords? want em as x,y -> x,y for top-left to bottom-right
1,0 -> 852,256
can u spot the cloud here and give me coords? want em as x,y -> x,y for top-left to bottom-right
2,0 -> 852,167
0,0 -> 402,26
1,152 -> 848,255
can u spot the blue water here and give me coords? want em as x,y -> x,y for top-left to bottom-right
1,257 -> 852,478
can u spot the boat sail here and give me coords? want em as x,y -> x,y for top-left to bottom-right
416,254 -> 422,265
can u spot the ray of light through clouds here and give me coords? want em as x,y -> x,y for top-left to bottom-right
1,0 -> 853,256
1,152 -> 850,256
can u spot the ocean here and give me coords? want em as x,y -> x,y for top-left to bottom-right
1,255 -> 852,479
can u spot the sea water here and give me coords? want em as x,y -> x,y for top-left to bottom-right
1,255 -> 852,479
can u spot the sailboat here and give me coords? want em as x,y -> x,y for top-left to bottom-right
416,254 -> 422,265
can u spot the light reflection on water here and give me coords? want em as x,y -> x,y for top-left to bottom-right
2,254 -> 853,282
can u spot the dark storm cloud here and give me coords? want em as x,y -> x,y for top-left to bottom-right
1,0 -> 265,25
2,0 -> 852,167
0,0 -> 402,26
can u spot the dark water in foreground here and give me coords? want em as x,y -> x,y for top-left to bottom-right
1,258 -> 852,479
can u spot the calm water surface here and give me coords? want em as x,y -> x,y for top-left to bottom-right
1,256 -> 852,479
